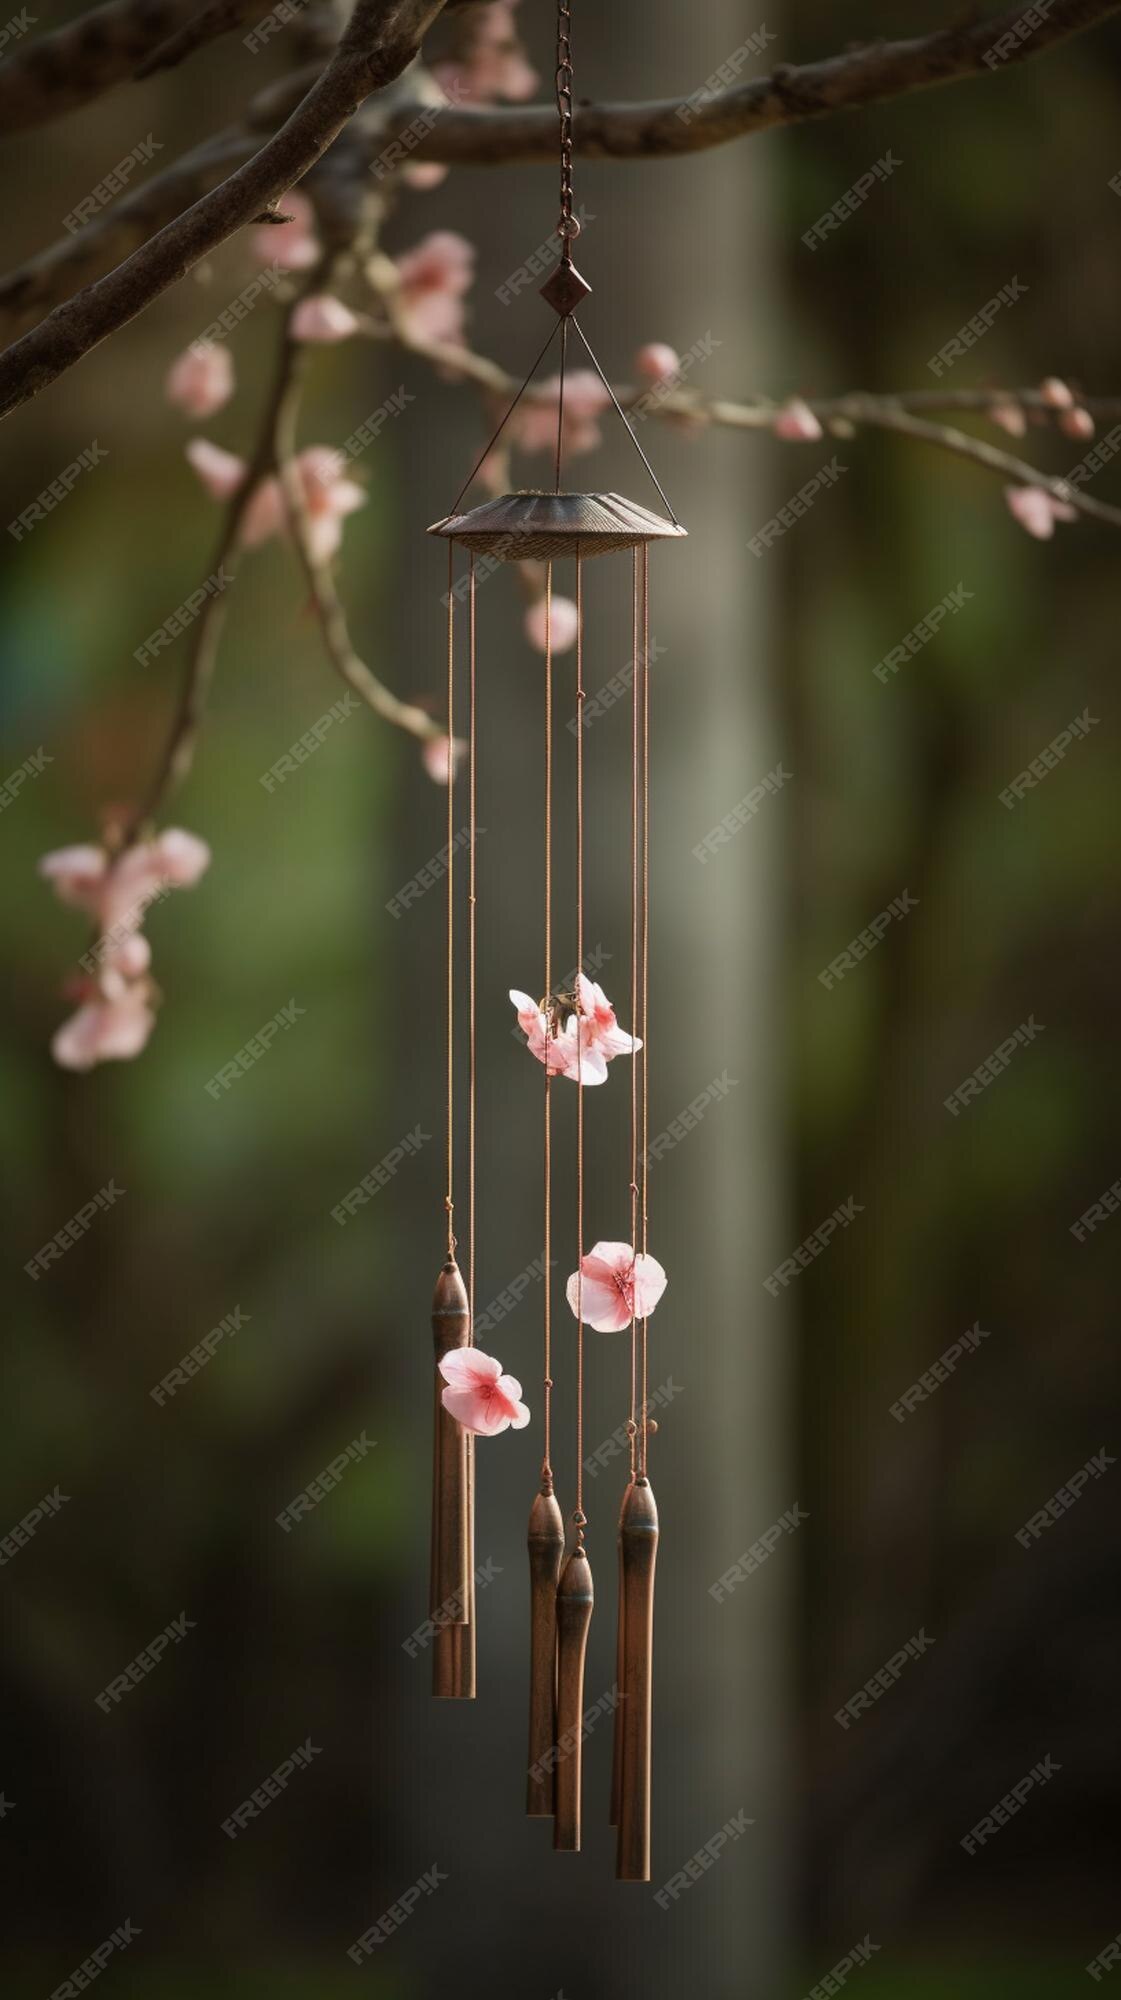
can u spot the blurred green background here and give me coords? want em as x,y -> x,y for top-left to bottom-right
2,1 -> 1119,1994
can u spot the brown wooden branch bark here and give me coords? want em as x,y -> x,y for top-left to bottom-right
0,0 -> 447,423
0,0 -> 263,134
387,0 -> 1121,162
0,0 -> 1117,419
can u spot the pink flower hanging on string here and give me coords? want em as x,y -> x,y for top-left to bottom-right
39,828 -> 210,1070
165,340 -> 234,418
566,1241 -> 668,1332
439,1348 -> 531,1435
509,972 -> 640,1085
1004,483 -> 1077,541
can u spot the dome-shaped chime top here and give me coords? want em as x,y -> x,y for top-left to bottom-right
429,490 -> 687,561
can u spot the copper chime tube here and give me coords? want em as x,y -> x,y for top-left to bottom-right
526,1485 -> 565,1815
616,1475 -> 658,1880
552,1545 -> 594,1851
609,1476 -> 634,1826
430,1258 -> 474,1698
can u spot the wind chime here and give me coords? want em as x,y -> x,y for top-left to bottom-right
425,0 -> 684,1881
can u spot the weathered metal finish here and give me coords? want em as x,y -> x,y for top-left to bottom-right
609,1476 -> 635,1827
553,1545 -> 594,1851
430,1259 -> 473,1699
428,490 -> 688,562
616,1477 -> 658,1881
526,1485 -> 565,1816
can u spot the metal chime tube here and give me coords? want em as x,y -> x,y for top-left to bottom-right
430,1259 -> 472,1697
526,1485 -> 565,1814
553,1544 -> 594,1850
616,1475 -> 658,1879
609,1477 -> 633,1827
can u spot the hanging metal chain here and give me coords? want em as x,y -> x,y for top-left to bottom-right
555,0 -> 578,252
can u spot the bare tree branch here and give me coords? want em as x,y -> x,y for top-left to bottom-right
388,0 -> 1121,163
0,0 -> 447,423
0,0 -> 263,134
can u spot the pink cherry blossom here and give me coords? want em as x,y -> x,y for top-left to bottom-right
1039,375 -> 1074,411
439,1347 -> 530,1435
290,293 -> 362,344
432,1 -> 537,104
515,370 -> 611,456
772,397 -> 823,442
524,593 -> 579,655
635,343 -> 680,384
509,972 -> 640,1085
187,441 -> 365,561
402,161 -> 449,191
421,734 -> 467,784
40,828 -> 210,1069
166,340 -> 234,418
566,1241 -> 668,1332
989,399 -> 1027,438
251,189 -> 319,271
186,437 -> 247,502
52,979 -> 157,1072
1004,483 -> 1077,541
1060,406 -> 1094,441
395,231 -> 476,345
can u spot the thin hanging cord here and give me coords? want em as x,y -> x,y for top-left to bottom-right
569,318 -> 680,526
574,548 -> 586,1540
628,547 -> 640,1478
448,320 -> 563,518
468,556 -> 477,1328
638,544 -> 651,1475
444,544 -> 457,1258
542,561 -> 554,1491
553,316 -> 569,496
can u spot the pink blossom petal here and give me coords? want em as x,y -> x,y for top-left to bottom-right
166,340 -> 234,418
422,734 -> 467,784
989,400 -> 1027,438
39,844 -> 109,909
251,189 -> 319,271
239,475 -> 286,548
152,827 -> 211,886
772,397 -> 823,442
290,294 -> 362,344
402,162 -> 449,191
186,438 -> 248,503
631,1252 -> 668,1319
1004,483 -> 1074,540
524,593 -> 579,655
439,1346 -> 529,1434
635,343 -> 680,384
1060,407 -> 1094,440
52,989 -> 156,1071
1039,375 -> 1074,410
566,1241 -> 667,1331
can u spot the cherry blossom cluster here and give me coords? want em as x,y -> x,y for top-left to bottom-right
39,829 -> 210,1069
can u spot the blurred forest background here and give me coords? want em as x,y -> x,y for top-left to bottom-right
2,1 -> 1120,1995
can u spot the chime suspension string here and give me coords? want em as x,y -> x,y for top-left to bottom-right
542,561 -> 554,1490
574,548 -> 586,1544
445,543 -> 456,1260
638,544 -> 651,1475
468,556 -> 477,1329
628,548 -> 640,1477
